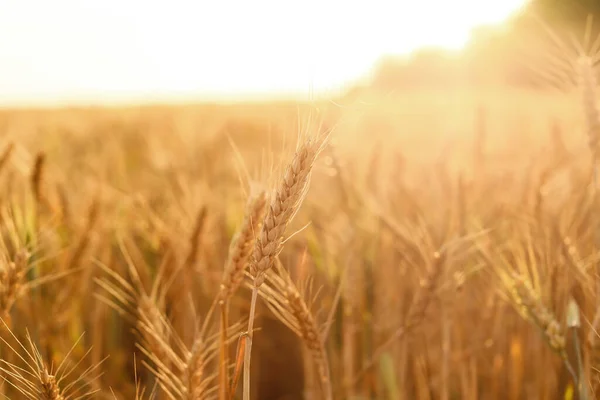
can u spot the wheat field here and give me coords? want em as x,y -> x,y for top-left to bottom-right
0,81 -> 598,400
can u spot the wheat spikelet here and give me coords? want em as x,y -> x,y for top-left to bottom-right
171,206 -> 208,344
249,135 -> 327,287
182,337 -> 207,400
94,247 -> 177,382
258,263 -> 332,400
0,250 -> 28,320
0,322 -> 102,400
31,152 -> 46,206
141,315 -> 245,400
286,287 -> 331,400
40,369 -> 64,400
219,190 -> 267,301
143,332 -> 210,400
243,131 -> 329,400
55,183 -> 71,227
138,295 -> 171,366
218,189 -> 266,400
183,205 -> 208,273
131,299 -> 209,400
509,274 -> 566,353
96,252 -> 245,399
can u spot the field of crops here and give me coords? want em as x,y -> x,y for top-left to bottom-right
0,83 -> 597,400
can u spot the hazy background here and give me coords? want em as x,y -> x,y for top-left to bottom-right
0,0 -> 599,106
0,0 -> 584,107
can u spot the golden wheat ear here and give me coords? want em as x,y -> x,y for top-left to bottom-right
0,249 -> 29,320
249,127 -> 330,286
147,318 -> 246,400
217,188 -> 267,400
494,270 -> 579,385
0,319 -> 105,399
242,127 -> 330,400
93,254 -> 182,382
256,260 -> 332,400
219,189 -> 268,302
95,239 -> 246,400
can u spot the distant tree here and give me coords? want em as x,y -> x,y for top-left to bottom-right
525,0 -> 600,27
360,0 -> 600,94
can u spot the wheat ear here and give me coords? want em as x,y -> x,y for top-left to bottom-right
0,321 -> 102,400
0,250 -> 28,322
218,190 -> 266,400
508,273 -> 577,384
258,263 -> 332,400
219,190 -> 268,302
243,133 -> 327,400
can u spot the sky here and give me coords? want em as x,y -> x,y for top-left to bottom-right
0,0 -> 528,105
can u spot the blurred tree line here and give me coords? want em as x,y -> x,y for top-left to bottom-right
365,0 -> 600,92
528,0 -> 600,26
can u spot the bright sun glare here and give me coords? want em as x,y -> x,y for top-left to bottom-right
0,0 -> 528,105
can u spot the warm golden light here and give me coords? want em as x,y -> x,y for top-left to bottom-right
0,0 -> 528,105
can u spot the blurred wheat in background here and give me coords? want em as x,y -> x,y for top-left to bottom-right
5,0 -> 600,399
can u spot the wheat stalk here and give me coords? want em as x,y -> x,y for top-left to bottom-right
218,189 -> 266,400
